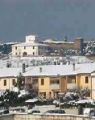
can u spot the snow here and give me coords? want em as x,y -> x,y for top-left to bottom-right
23,63 -> 95,77
83,108 -> 95,116
0,60 -> 94,77
25,98 -> 38,103
18,90 -> 29,98
13,42 -> 48,47
12,87 -> 19,92
0,68 -> 21,77
75,99 -> 95,104
53,100 -> 60,105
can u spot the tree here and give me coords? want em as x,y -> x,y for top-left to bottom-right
3,90 -> 18,107
17,73 -> 25,90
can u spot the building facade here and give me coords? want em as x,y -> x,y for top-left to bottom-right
24,63 -> 95,99
0,77 -> 17,91
12,35 -> 48,57
0,63 -> 94,99
91,72 -> 95,99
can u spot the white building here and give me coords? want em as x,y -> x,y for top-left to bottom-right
12,35 -> 48,57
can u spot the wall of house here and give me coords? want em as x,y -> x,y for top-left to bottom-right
78,74 -> 91,89
38,77 -> 50,98
0,77 -> 17,91
38,77 -> 61,99
25,73 -> 92,99
66,76 -> 76,90
60,77 -> 67,92
12,45 -> 39,57
91,76 -> 95,99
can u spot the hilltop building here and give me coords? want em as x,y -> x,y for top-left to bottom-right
43,37 -> 84,56
12,35 -> 48,57
11,35 -> 84,57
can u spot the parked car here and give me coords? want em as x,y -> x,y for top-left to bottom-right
9,106 -> 27,114
0,109 -> 9,115
83,108 -> 95,116
9,106 -> 41,115
28,109 -> 40,114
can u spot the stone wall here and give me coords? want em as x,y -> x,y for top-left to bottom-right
0,114 -> 95,120
0,114 -> 14,120
14,114 -> 95,120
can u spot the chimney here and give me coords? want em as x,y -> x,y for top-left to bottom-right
73,63 -> 75,71
22,63 -> 26,73
39,67 -> 42,73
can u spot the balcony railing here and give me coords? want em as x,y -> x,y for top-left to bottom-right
67,83 -> 77,89
50,84 -> 60,90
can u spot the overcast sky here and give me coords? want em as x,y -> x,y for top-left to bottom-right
0,0 -> 95,42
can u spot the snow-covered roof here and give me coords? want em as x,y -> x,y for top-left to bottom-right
91,72 -> 95,76
18,90 -> 29,97
43,39 -> 54,43
0,68 -> 22,77
23,63 -> 95,77
25,98 -> 38,103
78,63 -> 95,74
0,62 -> 95,78
43,39 -> 74,44
70,56 -> 93,63
23,65 -> 77,77
13,42 -> 48,47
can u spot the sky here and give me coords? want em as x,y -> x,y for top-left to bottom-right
0,0 -> 95,42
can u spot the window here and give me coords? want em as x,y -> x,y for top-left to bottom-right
41,79 -> 44,85
72,79 -> 76,83
12,79 -> 16,86
56,80 -> 59,84
67,76 -> 76,83
33,52 -> 35,55
24,46 -> 26,49
85,77 -> 88,83
15,46 -> 17,50
15,52 -> 17,55
33,46 -> 35,49
4,80 -> 7,86
32,79 -> 38,84
50,79 -> 59,84
68,79 -> 76,83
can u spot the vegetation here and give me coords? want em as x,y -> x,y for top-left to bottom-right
0,44 -> 12,55
17,73 -> 25,90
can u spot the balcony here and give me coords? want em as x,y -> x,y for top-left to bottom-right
67,83 -> 77,90
32,84 -> 38,89
50,84 -> 60,90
